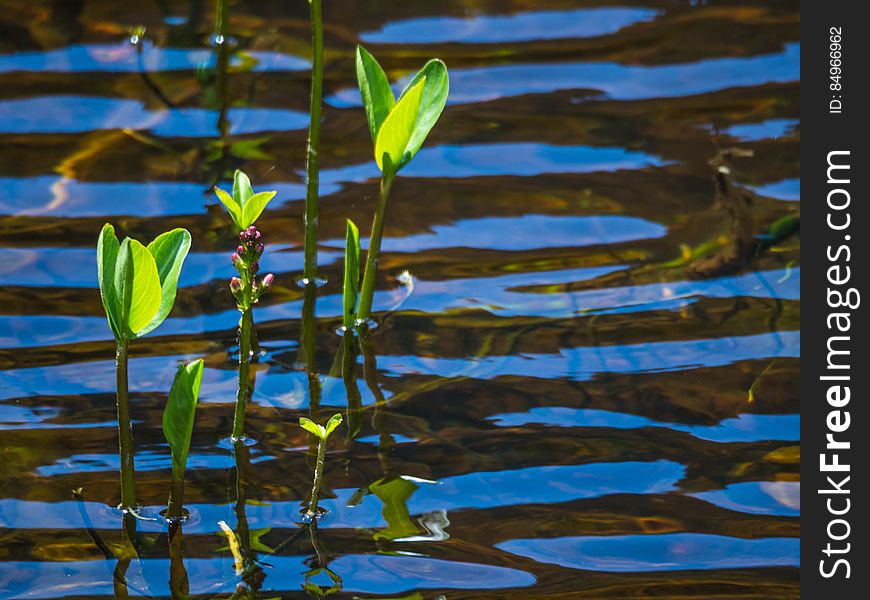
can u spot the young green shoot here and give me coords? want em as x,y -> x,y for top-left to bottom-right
163,359 -> 204,520
299,413 -> 343,517
342,219 -> 361,330
215,170 -> 277,442
97,224 -> 192,509
354,46 -> 449,323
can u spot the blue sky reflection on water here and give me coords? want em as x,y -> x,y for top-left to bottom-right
360,8 -> 660,44
497,533 -> 799,572
329,44 -> 800,106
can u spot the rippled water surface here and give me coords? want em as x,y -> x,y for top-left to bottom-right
0,1 -> 799,598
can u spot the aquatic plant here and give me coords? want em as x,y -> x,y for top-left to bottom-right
97,224 -> 192,509
299,413 -> 343,517
342,219 -> 361,330
215,170 -> 277,441
163,359 -> 204,520
303,0 -> 325,283
354,46 -> 449,323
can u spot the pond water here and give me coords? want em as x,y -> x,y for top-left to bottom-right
0,1 -> 799,598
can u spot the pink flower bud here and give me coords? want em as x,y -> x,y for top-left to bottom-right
230,277 -> 242,294
262,273 -> 275,287
231,252 -> 240,265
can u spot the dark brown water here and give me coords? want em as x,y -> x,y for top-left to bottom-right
0,1 -> 799,598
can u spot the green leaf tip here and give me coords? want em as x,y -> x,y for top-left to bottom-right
299,413 -> 343,440
97,225 -> 191,342
356,48 -> 449,175
163,359 -> 204,475
343,219 -> 361,329
214,169 -> 278,231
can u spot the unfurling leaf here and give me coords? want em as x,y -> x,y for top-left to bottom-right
398,59 -> 449,167
324,413 -> 343,438
96,225 -> 191,342
356,45 -> 395,145
343,220 -> 361,328
375,77 -> 426,172
214,169 -> 277,231
115,238 -> 161,338
163,359 -> 204,478
356,47 -> 449,175
299,417 -> 325,439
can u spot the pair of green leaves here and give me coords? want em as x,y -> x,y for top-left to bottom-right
356,45 -> 449,175
299,413 -> 343,441
214,170 -> 278,231
97,225 -> 191,342
343,220 -> 361,329
163,359 -> 204,479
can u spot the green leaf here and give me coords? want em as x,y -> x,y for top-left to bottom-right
162,359 -> 204,477
232,169 -> 253,206
342,220 -> 360,328
214,186 -> 243,230
324,413 -> 343,438
398,59 -> 449,169
97,224 -> 123,341
241,191 -> 278,229
217,171 -> 276,230
374,77 -> 426,173
356,45 -> 396,145
114,238 -> 162,338
299,417 -> 325,439
138,229 -> 191,338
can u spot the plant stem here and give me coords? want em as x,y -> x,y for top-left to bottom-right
166,465 -> 185,520
116,339 -> 137,510
306,437 -> 327,517
303,0 -> 324,282
232,306 -> 253,440
357,172 -> 395,321
168,521 -> 190,600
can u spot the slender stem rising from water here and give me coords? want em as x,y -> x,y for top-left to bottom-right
307,437 -> 327,517
303,0 -> 324,281
232,306 -> 253,440
357,172 -> 395,321
116,339 -> 136,509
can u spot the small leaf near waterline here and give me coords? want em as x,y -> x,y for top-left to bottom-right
299,417 -> 325,439
375,77 -> 426,173
324,413 -> 343,438
356,45 -> 396,145
343,219 -> 361,328
162,359 -> 204,477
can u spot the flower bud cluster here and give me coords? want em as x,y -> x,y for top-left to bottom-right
229,226 -> 274,309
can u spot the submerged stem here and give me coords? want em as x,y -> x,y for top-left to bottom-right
168,521 -> 189,600
116,339 -> 137,509
232,306 -> 254,440
357,172 -> 395,321
303,0 -> 324,281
